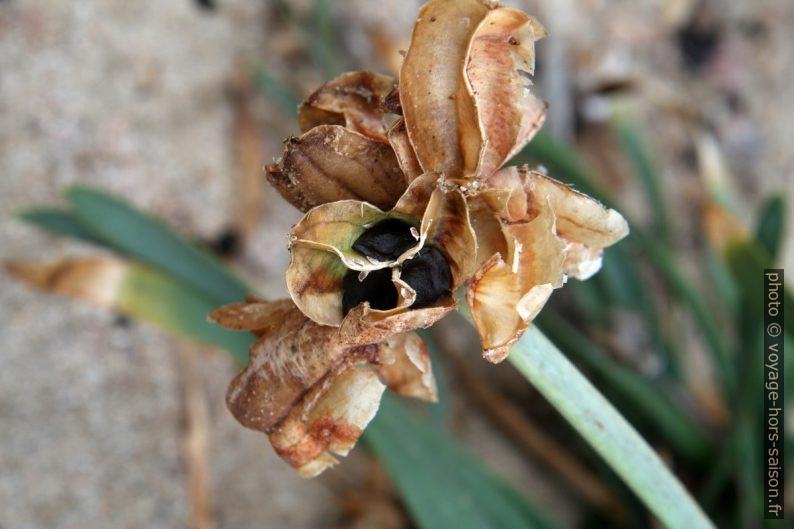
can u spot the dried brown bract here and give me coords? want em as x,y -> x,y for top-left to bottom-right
210,298 -> 436,477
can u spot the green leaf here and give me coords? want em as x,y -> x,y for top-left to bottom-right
66,186 -> 250,304
19,208 -> 108,247
252,67 -> 300,119
633,230 -> 737,393
612,115 -> 670,242
366,395 -> 561,529
309,0 -> 343,78
755,194 -> 786,262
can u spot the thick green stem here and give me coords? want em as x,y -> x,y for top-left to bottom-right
461,308 -> 714,529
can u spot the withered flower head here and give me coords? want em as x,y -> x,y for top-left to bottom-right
217,0 -> 629,476
270,0 -> 627,360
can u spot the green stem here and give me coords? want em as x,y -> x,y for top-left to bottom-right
510,327 -> 714,529
459,308 -> 715,529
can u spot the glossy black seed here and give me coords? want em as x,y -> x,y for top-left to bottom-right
342,268 -> 398,315
352,219 -> 417,261
400,246 -> 452,307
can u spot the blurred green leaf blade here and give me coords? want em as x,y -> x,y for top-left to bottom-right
66,186 -> 249,304
755,193 -> 786,262
367,394 -> 562,529
20,208 -> 108,247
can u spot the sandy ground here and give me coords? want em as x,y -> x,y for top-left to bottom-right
2,0 -> 792,528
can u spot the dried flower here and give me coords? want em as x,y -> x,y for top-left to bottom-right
275,0 -> 628,360
217,0 -> 629,476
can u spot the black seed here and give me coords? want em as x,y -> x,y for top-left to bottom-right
342,268 -> 398,315
352,219 -> 417,262
400,246 -> 452,307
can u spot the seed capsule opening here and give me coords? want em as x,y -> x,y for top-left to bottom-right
342,220 -> 453,315
342,268 -> 397,314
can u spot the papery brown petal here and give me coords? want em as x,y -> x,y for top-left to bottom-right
267,125 -> 407,213
419,188 -> 478,288
338,294 -> 456,346
286,245 -> 348,326
298,71 -> 396,141
268,365 -> 386,477
466,9 -> 547,177
387,119 -> 423,183
392,172 -> 438,219
562,242 -> 604,280
209,298 -> 292,333
482,166 -> 528,222
374,331 -> 437,402
399,0 -> 491,179
290,199 -> 418,270
468,197 -> 508,270
225,301 -> 351,432
466,203 -> 565,362
5,257 -> 127,307
525,170 -> 629,248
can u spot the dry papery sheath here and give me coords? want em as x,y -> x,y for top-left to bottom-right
220,0 -> 628,476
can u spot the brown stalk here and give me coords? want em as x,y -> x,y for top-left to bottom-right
177,343 -> 216,529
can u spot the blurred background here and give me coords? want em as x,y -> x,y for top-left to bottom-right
1,0 -> 792,528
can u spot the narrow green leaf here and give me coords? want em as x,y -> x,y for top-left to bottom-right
66,186 -> 250,304
723,238 -> 794,336
366,395 -> 561,529
19,208 -> 108,247
612,115 -> 670,242
633,230 -> 737,393
309,0 -> 343,78
755,194 -> 786,262
252,67 -> 300,118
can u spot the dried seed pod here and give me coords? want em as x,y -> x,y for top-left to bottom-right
298,71 -> 396,142
266,125 -> 407,213
339,296 -> 456,347
211,299 -> 438,477
286,172 -> 476,326
465,166 -> 629,361
417,186 -> 478,288
268,365 -> 386,477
